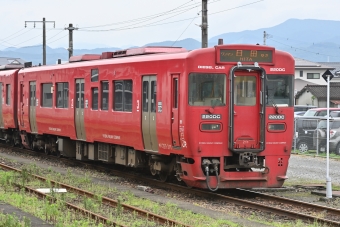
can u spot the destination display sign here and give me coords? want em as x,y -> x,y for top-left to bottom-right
220,49 -> 273,63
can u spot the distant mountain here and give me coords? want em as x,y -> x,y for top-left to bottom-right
208,19 -> 340,62
0,45 -> 122,65
144,38 -> 201,50
2,18 -> 340,65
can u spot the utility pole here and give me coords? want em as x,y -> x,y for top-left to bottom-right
201,0 -> 208,48
25,18 -> 55,65
65,24 -> 78,59
263,31 -> 272,45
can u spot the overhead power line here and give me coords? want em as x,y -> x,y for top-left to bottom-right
268,38 -> 340,59
78,0 -> 263,32
25,18 -> 55,65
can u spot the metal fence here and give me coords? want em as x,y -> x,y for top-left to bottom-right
293,116 -> 328,154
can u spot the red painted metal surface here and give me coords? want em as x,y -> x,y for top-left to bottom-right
1,44 -> 296,189
0,69 -> 18,129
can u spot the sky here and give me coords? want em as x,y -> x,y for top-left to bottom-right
1,0 -> 340,50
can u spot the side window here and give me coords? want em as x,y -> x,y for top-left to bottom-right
101,81 -> 109,110
42,83 -> 53,107
151,81 -> 156,112
124,80 -> 132,112
92,87 -> 98,110
91,69 -> 99,82
307,73 -> 320,79
113,80 -> 133,112
317,110 -> 327,116
332,121 -> 340,129
56,82 -> 68,108
6,84 -> 10,105
173,78 -> 178,108
142,81 -> 148,112
114,81 -> 123,111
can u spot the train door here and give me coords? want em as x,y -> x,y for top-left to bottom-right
19,82 -> 24,126
171,75 -> 180,147
0,83 -> 3,128
229,68 -> 265,152
29,81 -> 38,133
142,75 -> 158,151
75,79 -> 86,140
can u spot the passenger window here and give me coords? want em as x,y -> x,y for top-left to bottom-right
56,82 -> 68,108
113,80 -> 133,112
92,87 -> 98,110
91,69 -> 99,82
124,80 -> 133,112
42,83 -> 53,107
101,81 -> 109,110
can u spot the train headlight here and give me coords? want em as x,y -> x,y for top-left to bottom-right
267,123 -> 285,132
201,123 -> 222,132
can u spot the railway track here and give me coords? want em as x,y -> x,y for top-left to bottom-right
0,162 -> 191,227
1,145 -> 340,226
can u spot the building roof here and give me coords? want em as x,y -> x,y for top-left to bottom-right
294,57 -> 335,70
294,78 -> 319,93
295,83 -> 340,100
0,57 -> 26,70
318,62 -> 340,76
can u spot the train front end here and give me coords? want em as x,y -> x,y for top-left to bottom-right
181,43 -> 295,190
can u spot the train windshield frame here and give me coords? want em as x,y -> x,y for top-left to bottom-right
265,74 -> 294,107
188,73 -> 226,107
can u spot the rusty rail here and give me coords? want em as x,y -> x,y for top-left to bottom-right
0,163 -> 191,227
1,145 -> 340,226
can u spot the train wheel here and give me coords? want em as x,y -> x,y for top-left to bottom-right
44,145 -> 50,155
56,150 -> 62,158
297,141 -> 309,153
158,171 -> 168,182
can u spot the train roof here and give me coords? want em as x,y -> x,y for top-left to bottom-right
19,43 -> 294,73
69,46 -> 188,63
21,46 -> 192,72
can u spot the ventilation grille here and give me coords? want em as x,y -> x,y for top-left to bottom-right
98,143 -> 110,161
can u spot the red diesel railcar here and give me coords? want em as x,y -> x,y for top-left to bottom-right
0,68 -> 20,145
0,43 -> 295,191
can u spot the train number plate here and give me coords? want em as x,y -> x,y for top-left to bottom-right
268,114 -> 285,120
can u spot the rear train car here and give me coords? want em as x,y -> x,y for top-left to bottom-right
0,68 -> 20,146
5,43 -> 294,191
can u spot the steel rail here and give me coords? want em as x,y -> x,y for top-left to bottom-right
1,146 -> 339,226
0,162 -> 191,227
86,165 -> 340,226
11,182 -> 125,227
235,188 -> 340,217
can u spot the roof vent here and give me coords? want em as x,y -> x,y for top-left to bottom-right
69,54 -> 101,63
110,46 -> 187,58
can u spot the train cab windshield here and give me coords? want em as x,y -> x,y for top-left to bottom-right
265,75 -> 294,107
189,73 -> 293,107
188,73 -> 226,106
